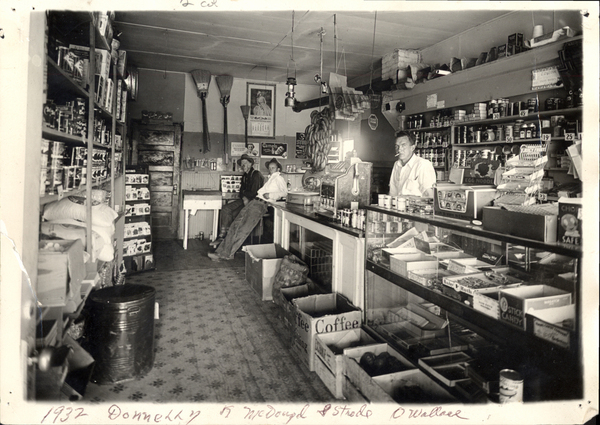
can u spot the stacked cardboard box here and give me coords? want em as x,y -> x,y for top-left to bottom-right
381,48 -> 421,83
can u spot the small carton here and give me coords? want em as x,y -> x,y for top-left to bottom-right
37,240 -> 85,307
473,290 -> 500,319
557,197 -> 582,246
499,285 -> 572,330
291,293 -> 362,371
390,253 -> 438,277
314,329 -> 376,399
483,206 -> 557,243
343,343 -> 415,402
525,304 -> 575,349
243,244 -> 291,301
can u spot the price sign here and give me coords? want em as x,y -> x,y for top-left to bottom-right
492,113 -> 501,120
506,135 -> 514,143
564,133 -> 576,141
541,133 -> 552,142
519,110 -> 529,117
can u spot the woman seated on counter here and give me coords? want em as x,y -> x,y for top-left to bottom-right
389,131 -> 437,198
208,158 -> 287,261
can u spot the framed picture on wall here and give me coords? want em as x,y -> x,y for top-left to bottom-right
247,82 -> 275,138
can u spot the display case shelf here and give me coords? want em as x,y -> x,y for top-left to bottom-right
367,206 -> 581,258
366,260 -> 576,356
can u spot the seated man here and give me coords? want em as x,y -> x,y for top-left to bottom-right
208,158 -> 287,261
210,153 -> 263,247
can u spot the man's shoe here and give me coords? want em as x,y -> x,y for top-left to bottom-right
209,237 -> 224,248
207,252 -> 223,261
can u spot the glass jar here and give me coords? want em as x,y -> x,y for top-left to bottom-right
505,124 -> 513,141
514,120 -> 524,139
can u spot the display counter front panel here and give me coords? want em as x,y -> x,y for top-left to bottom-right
364,207 -> 581,402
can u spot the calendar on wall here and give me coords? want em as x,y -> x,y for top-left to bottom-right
247,82 -> 275,138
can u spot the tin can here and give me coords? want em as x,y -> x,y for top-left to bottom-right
397,197 -> 407,212
499,369 -> 523,403
199,231 -> 204,241
382,195 -> 392,209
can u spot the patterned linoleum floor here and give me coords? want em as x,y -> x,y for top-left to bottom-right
80,239 -> 335,403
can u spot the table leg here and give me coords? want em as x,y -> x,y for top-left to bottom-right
183,209 -> 190,250
212,209 -> 219,241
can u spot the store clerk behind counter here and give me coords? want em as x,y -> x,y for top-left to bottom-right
389,131 -> 437,198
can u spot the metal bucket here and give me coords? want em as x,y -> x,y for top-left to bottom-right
85,284 -> 155,384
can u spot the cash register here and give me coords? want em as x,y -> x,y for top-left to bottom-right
319,160 -> 372,216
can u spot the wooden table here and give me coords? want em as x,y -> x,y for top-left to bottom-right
182,190 -> 223,249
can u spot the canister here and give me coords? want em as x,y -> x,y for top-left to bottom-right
499,369 -> 524,403
86,284 -> 156,384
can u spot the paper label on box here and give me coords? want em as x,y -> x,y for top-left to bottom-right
533,318 -> 570,349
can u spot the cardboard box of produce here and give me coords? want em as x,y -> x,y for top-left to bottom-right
343,343 -> 415,402
499,285 -> 571,330
314,329 -> 377,399
342,376 -> 369,402
37,240 -> 85,307
272,283 -> 313,346
482,206 -> 557,243
525,304 -> 575,349
291,293 -> 362,371
390,253 -> 438,277
243,243 -> 291,301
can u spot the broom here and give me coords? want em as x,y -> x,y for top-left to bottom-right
216,75 -> 234,164
191,69 -> 212,153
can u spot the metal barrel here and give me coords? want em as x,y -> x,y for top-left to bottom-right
85,284 -> 156,384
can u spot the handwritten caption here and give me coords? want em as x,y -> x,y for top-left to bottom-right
41,403 -> 468,424
180,0 -> 218,7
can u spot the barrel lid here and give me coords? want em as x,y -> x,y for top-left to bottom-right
90,284 -> 155,304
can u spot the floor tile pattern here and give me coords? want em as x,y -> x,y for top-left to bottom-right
82,257 -> 335,403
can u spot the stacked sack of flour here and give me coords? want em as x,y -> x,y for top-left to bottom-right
41,189 -> 118,262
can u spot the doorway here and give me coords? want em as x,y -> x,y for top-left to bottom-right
131,121 -> 182,240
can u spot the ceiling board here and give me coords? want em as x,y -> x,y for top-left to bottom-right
113,10 -> 510,85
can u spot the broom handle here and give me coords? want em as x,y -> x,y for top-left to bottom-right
201,95 -> 210,152
223,103 -> 229,164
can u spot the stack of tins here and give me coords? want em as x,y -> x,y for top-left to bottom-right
85,284 -> 155,384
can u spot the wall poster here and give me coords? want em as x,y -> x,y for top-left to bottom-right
261,142 -> 288,159
247,82 -> 276,138
295,132 -> 307,159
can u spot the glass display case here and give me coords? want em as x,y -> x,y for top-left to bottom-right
364,205 -> 582,402
289,223 -> 333,292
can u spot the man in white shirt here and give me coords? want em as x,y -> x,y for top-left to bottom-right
389,131 -> 437,198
